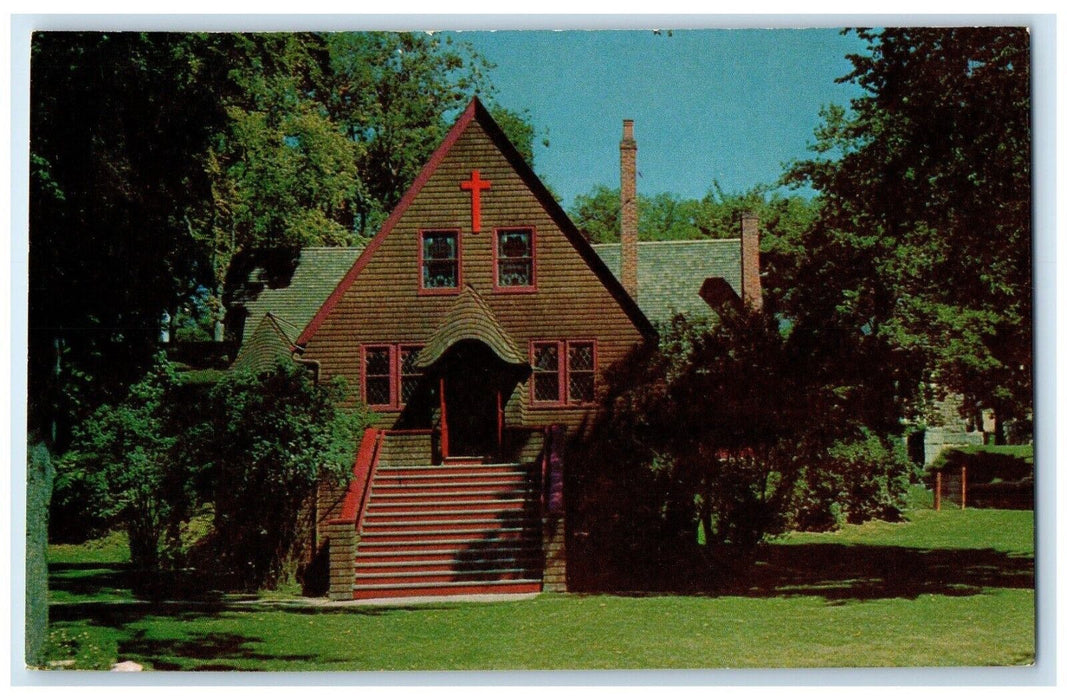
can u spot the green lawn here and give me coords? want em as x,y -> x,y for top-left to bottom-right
42,506 -> 1034,671
953,443 -> 1034,464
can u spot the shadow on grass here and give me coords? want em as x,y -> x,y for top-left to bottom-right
50,598 -> 458,630
118,629 -> 318,671
49,563 -> 134,600
583,541 -> 1034,602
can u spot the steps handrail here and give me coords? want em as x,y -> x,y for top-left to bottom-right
353,429 -> 386,532
332,427 -> 377,525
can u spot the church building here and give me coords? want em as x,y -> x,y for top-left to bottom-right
228,97 -> 761,600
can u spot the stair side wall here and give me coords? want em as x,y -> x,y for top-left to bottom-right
326,519 -> 359,600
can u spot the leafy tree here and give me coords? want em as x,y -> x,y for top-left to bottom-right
782,28 -> 1032,438
582,304 -> 916,580
29,32 -> 226,444
569,185 -> 621,243
54,356 -> 192,571
567,183 -> 816,248
192,362 -> 368,590
30,31 -> 539,445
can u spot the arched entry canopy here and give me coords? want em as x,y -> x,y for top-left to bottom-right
413,286 -> 528,458
414,285 -> 527,370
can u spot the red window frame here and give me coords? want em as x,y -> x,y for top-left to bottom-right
418,228 -> 462,295
493,227 -> 537,292
529,339 -> 598,408
361,343 -> 425,410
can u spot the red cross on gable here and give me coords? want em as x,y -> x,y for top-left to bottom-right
460,169 -> 492,233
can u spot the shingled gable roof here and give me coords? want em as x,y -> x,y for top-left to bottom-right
231,312 -> 302,375
415,285 -> 525,369
294,96 -> 655,348
593,239 -> 743,325
235,246 -> 364,346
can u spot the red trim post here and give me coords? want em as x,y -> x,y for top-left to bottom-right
439,376 -> 449,460
961,466 -> 967,510
496,389 -> 504,451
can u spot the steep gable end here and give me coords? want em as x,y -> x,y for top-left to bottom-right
296,97 -> 653,348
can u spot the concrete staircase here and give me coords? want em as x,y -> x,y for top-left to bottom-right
352,434 -> 543,600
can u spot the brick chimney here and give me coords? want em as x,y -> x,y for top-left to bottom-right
620,119 -> 638,300
741,212 -> 763,310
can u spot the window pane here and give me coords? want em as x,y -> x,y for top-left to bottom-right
424,232 -> 457,260
499,230 -> 531,258
499,260 -> 531,287
424,261 -> 457,288
366,377 -> 391,406
497,230 -> 532,287
400,346 -> 422,375
568,343 -> 594,372
533,372 -> 560,403
399,345 -> 423,405
569,373 -> 594,403
533,343 -> 558,371
365,347 -> 391,376
422,232 -> 458,289
401,376 -> 420,404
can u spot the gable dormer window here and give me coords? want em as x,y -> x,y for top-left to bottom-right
494,227 -> 535,291
420,229 -> 460,292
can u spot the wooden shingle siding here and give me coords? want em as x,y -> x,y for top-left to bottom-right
302,107 -> 648,433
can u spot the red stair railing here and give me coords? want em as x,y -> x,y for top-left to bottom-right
331,427 -> 384,530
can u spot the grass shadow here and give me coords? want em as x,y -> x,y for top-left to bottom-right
49,563 -> 134,600
590,540 -> 1034,601
119,629 -> 315,671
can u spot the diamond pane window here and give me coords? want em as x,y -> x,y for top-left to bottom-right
422,231 -> 458,289
532,342 -> 561,403
399,345 -> 424,404
364,346 -> 393,406
567,342 -> 594,402
569,343 -> 594,372
496,229 -> 533,288
533,343 -> 558,371
568,342 -> 595,404
569,374 -> 594,403
531,340 -> 597,407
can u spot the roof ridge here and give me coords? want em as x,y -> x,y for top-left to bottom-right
298,245 -> 367,251
593,237 -> 741,248
264,312 -> 302,339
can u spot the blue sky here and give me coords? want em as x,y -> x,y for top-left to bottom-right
452,29 -> 869,208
